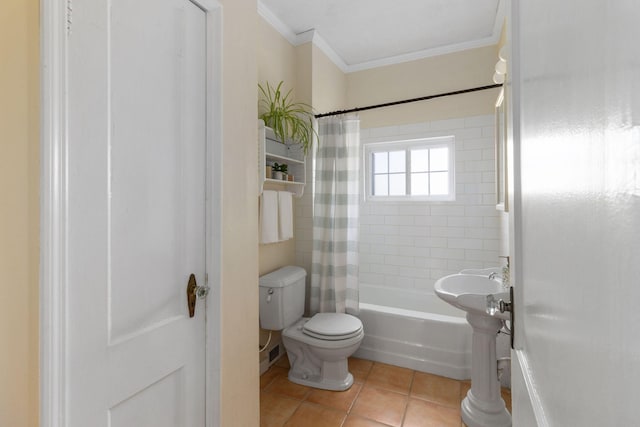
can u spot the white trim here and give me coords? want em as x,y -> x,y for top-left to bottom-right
492,0 -> 507,43
295,28 -> 314,45
200,1 -> 223,426
514,349 -> 550,427
257,0 -> 506,73
257,0 -> 298,45
297,29 -> 350,73
255,12 -> 351,74
346,36 -> 500,73
509,1 -> 534,426
40,0 -> 68,425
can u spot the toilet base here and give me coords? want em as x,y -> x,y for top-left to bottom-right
288,371 -> 354,391
282,318 -> 363,392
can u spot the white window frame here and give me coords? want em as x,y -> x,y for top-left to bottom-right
364,136 -> 456,202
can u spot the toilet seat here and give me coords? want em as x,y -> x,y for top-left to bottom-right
303,313 -> 363,341
283,318 -> 364,350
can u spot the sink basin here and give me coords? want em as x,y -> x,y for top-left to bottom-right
434,273 -> 509,317
459,266 -> 501,277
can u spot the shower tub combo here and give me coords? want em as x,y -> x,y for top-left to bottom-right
354,283 -> 473,380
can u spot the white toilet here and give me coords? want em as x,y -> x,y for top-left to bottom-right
259,266 -> 364,391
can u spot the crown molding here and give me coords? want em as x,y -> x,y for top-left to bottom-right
297,29 -> 350,73
257,2 -> 351,73
346,35 -> 501,73
257,0 -> 298,45
258,0 -> 506,74
295,28 -> 314,45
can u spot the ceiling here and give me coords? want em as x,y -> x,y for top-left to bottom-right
258,0 -> 504,73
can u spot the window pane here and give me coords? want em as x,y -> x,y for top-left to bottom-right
430,172 -> 449,195
373,174 -> 388,196
389,151 -> 406,173
366,138 -> 454,201
411,149 -> 429,172
411,172 -> 429,195
373,152 -> 388,173
430,147 -> 449,171
389,173 -> 406,195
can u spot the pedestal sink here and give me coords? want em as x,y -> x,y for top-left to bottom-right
435,274 -> 512,427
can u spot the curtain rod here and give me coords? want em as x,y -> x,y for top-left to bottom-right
314,83 -> 502,119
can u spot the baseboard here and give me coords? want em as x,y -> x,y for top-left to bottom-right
514,349 -> 549,426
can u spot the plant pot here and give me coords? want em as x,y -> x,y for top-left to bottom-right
272,171 -> 283,180
265,165 -> 272,179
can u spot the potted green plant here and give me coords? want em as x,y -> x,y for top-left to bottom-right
258,81 -> 316,155
272,162 -> 287,180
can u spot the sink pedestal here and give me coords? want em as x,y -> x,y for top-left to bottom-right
461,313 -> 511,427
433,273 -> 512,427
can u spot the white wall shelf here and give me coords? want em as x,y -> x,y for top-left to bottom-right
258,119 -> 306,198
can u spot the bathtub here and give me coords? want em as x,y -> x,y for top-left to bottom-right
353,284 -> 472,380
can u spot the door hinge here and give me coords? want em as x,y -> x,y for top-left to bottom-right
509,286 -> 514,349
66,0 -> 73,34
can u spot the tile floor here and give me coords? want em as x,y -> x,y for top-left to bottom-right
260,357 -> 511,427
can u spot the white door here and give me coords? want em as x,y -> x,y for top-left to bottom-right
509,0 -> 640,425
64,0 -> 210,425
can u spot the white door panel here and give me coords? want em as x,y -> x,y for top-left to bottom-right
510,0 -> 640,425
66,0 -> 207,425
108,369 -> 185,427
108,0 -> 206,344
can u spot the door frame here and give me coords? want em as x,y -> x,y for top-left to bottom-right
506,0 -> 549,424
39,1 -> 224,425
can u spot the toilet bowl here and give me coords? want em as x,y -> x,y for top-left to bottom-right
283,314 -> 364,391
259,266 -> 364,391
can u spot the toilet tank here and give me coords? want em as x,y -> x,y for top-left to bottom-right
259,266 -> 306,330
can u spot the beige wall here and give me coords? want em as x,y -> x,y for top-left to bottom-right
257,17 -> 301,365
347,45 -> 500,128
219,1 -> 260,425
258,17 -> 297,94
257,16 -> 298,278
311,44 -> 348,113
294,43 -> 313,106
260,240 -> 296,276
0,0 -> 40,426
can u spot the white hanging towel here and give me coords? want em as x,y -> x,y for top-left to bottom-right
260,191 -> 279,244
278,191 -> 294,241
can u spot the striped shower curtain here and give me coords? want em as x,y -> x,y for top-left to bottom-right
310,115 -> 360,315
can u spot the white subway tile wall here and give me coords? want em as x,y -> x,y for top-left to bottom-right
295,114 -> 499,299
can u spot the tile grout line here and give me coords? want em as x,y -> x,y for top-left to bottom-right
261,359 -> 484,426
339,361 -> 370,427
399,370 -> 416,427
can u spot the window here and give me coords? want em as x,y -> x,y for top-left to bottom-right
365,136 -> 455,201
